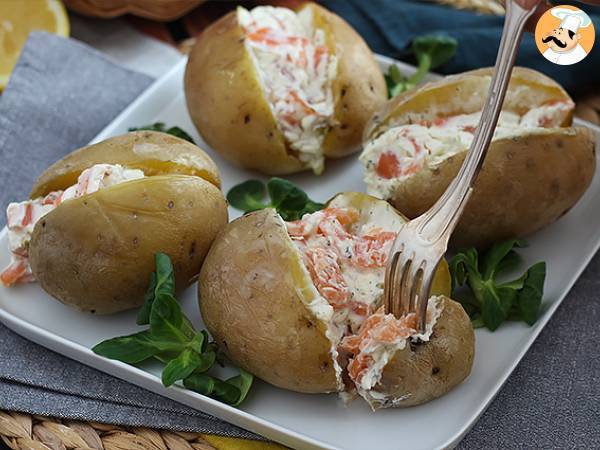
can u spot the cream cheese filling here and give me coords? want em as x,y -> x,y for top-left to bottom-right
356,297 -> 443,392
360,101 -> 573,200
238,5 -> 337,174
285,203 -> 400,391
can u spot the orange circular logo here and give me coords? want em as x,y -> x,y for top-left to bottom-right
535,5 -> 595,65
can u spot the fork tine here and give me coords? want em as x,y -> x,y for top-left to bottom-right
383,252 -> 400,315
409,262 -> 425,314
398,253 -> 415,317
416,261 -> 437,333
391,259 -> 403,316
391,256 -> 406,317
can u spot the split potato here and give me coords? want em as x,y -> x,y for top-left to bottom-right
361,67 -> 596,249
351,296 -> 474,409
184,2 -> 387,175
28,131 -> 228,314
199,192 -> 474,407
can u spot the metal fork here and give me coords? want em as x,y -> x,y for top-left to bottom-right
383,0 -> 541,332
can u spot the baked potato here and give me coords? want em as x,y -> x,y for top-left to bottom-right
1,131 -> 228,315
184,2 -> 387,176
199,192 -> 474,408
361,67 -> 596,249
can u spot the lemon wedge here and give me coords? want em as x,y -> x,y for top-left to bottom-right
0,0 -> 70,90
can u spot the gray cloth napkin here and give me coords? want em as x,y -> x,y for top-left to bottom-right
0,31 -> 599,449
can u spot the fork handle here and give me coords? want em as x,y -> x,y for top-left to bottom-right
417,0 -> 540,243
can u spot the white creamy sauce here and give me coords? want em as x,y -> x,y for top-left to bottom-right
294,243 -> 346,389
286,202 -> 400,390
238,6 -> 337,174
357,341 -> 405,392
355,296 -> 443,409
361,101 -> 573,199
290,210 -> 392,332
358,297 -> 442,391
1,164 -> 144,286
344,269 -> 383,315
284,212 -> 346,387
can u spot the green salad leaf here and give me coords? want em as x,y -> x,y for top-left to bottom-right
226,180 -> 267,213
226,369 -> 255,406
385,64 -> 408,98
93,254 -> 253,406
183,373 -> 215,396
137,253 -> 174,325
183,369 -> 254,406
212,378 -> 243,405
449,239 -> 546,331
137,272 -> 157,326
412,34 -> 458,73
91,330 -> 162,364
148,292 -> 187,344
385,34 -> 458,98
128,122 -> 196,144
162,348 -> 202,387
227,178 -> 324,221
195,350 -> 217,373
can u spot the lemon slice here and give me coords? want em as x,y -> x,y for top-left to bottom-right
0,0 -> 69,90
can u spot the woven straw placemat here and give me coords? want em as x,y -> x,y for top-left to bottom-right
0,411 -> 285,450
0,411 -> 216,450
1,0 -> 598,448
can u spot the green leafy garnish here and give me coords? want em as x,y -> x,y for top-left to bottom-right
91,330 -> 162,364
227,177 -> 324,221
226,180 -> 268,213
449,239 -> 546,331
93,253 -> 253,406
385,64 -> 408,98
137,253 -> 175,325
137,272 -> 157,326
385,34 -> 458,98
162,348 -> 203,387
225,369 -> 254,406
128,122 -> 195,144
184,369 -> 254,406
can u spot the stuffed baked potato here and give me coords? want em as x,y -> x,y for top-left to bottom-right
184,3 -> 387,176
361,67 -> 596,249
199,192 -> 474,408
1,131 -> 228,315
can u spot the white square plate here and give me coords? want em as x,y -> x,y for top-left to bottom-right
1,55 -> 599,450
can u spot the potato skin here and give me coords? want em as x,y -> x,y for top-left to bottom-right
372,296 -> 475,408
30,175 -> 228,314
31,131 -> 221,198
390,128 -> 596,249
184,3 -> 386,175
365,67 -> 596,249
199,209 -> 339,393
307,3 -> 387,159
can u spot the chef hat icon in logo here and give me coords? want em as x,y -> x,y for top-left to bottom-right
535,5 -> 595,65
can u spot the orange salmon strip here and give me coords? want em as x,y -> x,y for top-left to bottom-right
0,259 -> 31,287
